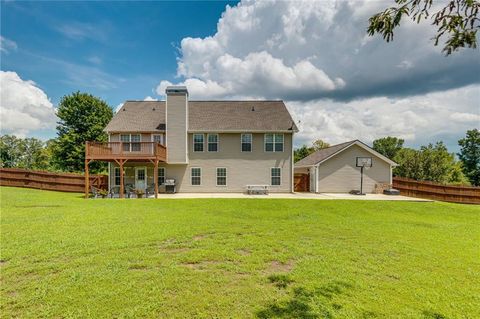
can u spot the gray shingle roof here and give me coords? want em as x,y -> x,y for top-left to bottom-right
105,100 -> 298,132
105,101 -> 166,133
294,141 -> 356,166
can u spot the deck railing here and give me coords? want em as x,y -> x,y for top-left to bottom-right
86,142 -> 167,160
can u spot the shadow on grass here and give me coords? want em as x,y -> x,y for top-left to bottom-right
423,310 -> 448,319
256,281 -> 354,319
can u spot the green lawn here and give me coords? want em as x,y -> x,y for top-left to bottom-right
1,186 -> 479,318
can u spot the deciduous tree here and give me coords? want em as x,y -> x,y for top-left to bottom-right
373,137 -> 404,160
458,128 -> 480,185
52,92 -> 113,173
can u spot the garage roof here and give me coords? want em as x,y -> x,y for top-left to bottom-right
295,140 -> 397,167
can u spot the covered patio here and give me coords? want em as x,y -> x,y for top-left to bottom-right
84,141 -> 167,199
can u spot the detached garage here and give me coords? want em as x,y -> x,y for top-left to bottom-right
294,140 -> 397,193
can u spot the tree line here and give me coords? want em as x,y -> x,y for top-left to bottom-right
294,130 -> 480,186
1,92 -> 113,174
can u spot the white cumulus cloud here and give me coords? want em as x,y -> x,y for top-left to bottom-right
0,71 -> 57,137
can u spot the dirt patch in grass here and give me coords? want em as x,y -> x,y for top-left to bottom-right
236,248 -> 251,256
128,264 -> 149,271
181,260 -> 221,270
0,259 -> 8,266
267,260 -> 295,273
193,234 -> 208,241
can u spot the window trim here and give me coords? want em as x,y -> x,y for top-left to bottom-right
114,167 -> 121,186
216,167 -> 227,187
151,134 -> 164,145
193,134 -> 204,152
264,133 -> 284,152
241,133 -> 252,152
120,133 -> 141,152
207,133 -> 219,152
158,167 -> 166,185
191,167 -> 202,186
271,167 -> 281,186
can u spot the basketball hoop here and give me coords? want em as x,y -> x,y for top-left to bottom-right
356,157 -> 373,195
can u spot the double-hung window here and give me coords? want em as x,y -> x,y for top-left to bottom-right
208,134 -> 218,152
193,134 -> 204,152
216,168 -> 227,186
265,134 -> 284,152
152,134 -> 164,145
121,134 -> 141,152
114,167 -> 121,185
191,168 -> 201,185
271,168 -> 281,186
158,167 -> 166,185
241,134 -> 252,152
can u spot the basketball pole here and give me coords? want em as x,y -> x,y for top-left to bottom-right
360,165 -> 364,195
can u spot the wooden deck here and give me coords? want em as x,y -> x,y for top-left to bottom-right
85,141 -> 167,199
85,141 -> 167,162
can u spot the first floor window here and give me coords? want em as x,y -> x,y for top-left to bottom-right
158,167 -> 166,185
216,168 -> 227,186
208,134 -> 218,152
265,134 -> 284,152
271,168 -> 281,186
191,168 -> 201,185
114,167 -> 121,185
241,133 -> 252,152
193,134 -> 204,152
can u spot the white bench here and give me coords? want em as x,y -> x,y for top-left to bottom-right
246,185 -> 269,195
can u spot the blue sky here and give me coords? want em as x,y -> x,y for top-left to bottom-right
1,1 -> 236,108
1,1 -> 479,150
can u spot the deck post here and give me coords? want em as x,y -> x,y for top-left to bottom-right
84,159 -> 89,199
119,160 -> 124,199
154,160 -> 159,199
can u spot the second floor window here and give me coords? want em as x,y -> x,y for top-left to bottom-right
265,134 -> 284,152
241,134 -> 252,152
208,134 -> 218,152
193,134 -> 204,152
121,134 -> 141,152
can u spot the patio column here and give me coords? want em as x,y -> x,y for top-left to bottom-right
119,160 -> 124,199
84,159 -> 89,199
154,160 -> 159,199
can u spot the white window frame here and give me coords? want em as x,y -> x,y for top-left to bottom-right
151,134 -> 165,145
113,167 -> 121,186
271,167 -> 281,186
158,167 -> 166,185
121,134 -> 141,152
207,134 -> 219,152
241,133 -> 252,152
264,133 -> 284,152
193,134 -> 204,152
216,167 -> 227,186
191,167 -> 202,186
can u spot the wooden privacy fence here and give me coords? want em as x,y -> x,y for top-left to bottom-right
0,168 -> 108,193
294,173 -> 309,192
392,177 -> 480,204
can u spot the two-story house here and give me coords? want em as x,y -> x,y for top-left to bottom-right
84,86 -> 298,197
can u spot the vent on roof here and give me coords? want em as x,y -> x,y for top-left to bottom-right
152,107 -> 155,111
251,106 -> 255,111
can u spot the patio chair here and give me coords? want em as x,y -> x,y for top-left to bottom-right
146,184 -> 155,198
90,186 -> 101,199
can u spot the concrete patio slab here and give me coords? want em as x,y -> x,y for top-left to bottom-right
150,192 -> 431,201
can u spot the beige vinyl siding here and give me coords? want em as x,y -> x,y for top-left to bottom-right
317,144 -> 391,193
166,93 -> 188,163
108,132 -> 293,193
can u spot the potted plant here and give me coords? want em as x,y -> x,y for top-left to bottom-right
99,189 -> 109,199
134,189 -> 145,199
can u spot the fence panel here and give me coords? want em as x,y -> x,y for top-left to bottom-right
0,168 -> 108,193
392,177 -> 480,204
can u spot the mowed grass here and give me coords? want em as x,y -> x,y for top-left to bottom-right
1,187 -> 479,318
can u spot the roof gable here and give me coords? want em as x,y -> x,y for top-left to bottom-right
295,140 -> 397,167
